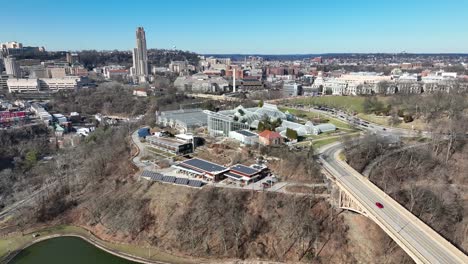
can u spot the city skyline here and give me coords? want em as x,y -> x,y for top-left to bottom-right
2,0 -> 468,54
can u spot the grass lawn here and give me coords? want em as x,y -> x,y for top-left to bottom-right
0,225 -> 197,264
0,226 -> 87,258
357,113 -> 427,130
338,151 -> 347,161
146,146 -> 176,158
312,137 -> 340,149
280,107 -> 356,130
310,132 -> 361,149
286,96 -> 367,113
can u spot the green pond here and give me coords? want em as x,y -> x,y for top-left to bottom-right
10,236 -> 138,264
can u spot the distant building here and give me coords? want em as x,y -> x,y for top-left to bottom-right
152,66 -> 168,74
7,78 -> 39,93
131,27 -> 149,83
4,56 -> 21,77
169,61 -> 188,74
70,65 -> 88,77
1,42 -> 44,56
258,130 -> 283,145
0,74 -> 9,90
173,73 -> 229,93
1,42 -> 23,55
238,78 -> 264,90
66,52 -> 79,65
282,82 -> 303,97
225,66 -> 244,79
48,67 -> 67,78
39,77 -> 86,92
1,41 -> 23,50
103,65 -> 128,80
29,66 -> 49,78
7,76 -> 87,93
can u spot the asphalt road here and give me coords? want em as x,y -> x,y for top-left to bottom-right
319,143 -> 468,264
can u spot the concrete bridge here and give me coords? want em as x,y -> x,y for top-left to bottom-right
320,142 -> 468,264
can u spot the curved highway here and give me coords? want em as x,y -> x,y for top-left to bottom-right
319,143 -> 468,264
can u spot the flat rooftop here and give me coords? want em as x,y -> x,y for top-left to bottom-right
147,136 -> 189,148
235,130 -> 257,137
178,158 -> 228,174
230,164 -> 260,176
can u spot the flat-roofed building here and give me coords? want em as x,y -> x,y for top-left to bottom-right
7,78 -> 39,93
39,77 -> 83,91
146,136 -> 193,155
228,129 -> 258,145
173,158 -> 229,182
225,164 -> 263,183
283,82 -> 303,97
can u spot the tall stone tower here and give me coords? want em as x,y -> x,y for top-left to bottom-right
131,27 -> 148,83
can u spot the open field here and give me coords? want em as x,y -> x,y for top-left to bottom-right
357,113 -> 427,130
280,107 -> 356,130
285,96 -> 367,113
312,137 -> 340,149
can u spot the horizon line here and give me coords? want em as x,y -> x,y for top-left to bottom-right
30,49 -> 468,56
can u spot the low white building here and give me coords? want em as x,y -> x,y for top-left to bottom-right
229,130 -> 258,145
8,77 -> 84,93
7,78 -> 39,93
39,77 -> 83,91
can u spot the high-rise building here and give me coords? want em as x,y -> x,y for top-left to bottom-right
4,56 -> 21,77
131,27 -> 148,83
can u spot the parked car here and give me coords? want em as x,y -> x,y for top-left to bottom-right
375,202 -> 384,209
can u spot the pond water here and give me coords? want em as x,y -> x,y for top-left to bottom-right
10,236 -> 138,264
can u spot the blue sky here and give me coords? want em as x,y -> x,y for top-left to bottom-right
2,0 -> 467,54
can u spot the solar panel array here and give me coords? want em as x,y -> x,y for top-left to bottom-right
188,180 -> 204,188
162,176 -> 176,183
141,170 -> 204,188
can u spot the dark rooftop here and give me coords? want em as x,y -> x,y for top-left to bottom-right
180,158 -> 228,174
235,130 -> 257,137
230,164 -> 260,176
225,172 -> 243,180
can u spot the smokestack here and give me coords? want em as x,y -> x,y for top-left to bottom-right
233,67 -> 236,93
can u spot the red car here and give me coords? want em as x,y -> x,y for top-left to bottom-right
375,202 -> 384,209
